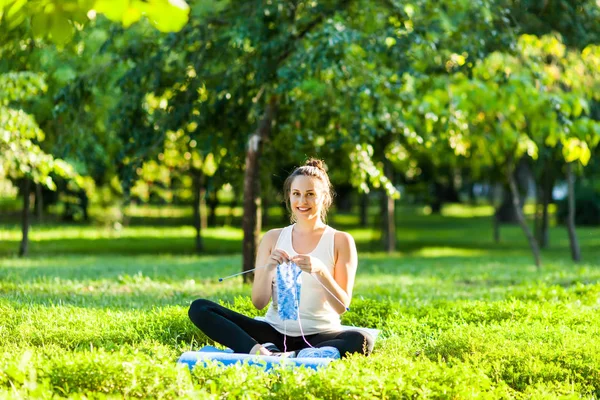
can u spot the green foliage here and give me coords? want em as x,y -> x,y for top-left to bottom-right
0,0 -> 190,44
401,33 -> 600,183
0,71 -> 47,104
19,0 -> 598,217
510,0 -> 600,49
0,72 -> 79,189
349,143 -> 398,197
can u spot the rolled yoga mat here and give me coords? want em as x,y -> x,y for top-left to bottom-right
177,346 -> 334,371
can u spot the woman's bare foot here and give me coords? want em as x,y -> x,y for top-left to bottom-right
249,344 -> 272,356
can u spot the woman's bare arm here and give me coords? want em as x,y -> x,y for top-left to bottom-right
251,229 -> 286,309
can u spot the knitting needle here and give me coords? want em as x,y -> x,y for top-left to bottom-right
218,264 -> 270,282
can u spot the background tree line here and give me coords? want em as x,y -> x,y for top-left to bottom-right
1,0 -> 599,273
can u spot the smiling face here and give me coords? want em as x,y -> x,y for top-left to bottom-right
289,175 -> 325,222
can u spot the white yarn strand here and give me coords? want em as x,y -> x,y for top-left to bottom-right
308,272 -> 349,311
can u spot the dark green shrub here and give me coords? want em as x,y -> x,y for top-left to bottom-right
557,183 -> 600,226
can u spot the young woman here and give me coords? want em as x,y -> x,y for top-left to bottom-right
188,159 -> 373,358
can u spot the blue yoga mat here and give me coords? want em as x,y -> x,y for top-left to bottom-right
178,346 -> 334,371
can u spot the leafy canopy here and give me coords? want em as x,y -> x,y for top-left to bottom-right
0,0 -> 190,44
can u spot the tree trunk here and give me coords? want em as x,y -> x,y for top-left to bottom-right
192,168 -> 204,253
429,170 -> 459,214
80,190 -> 89,222
121,183 -> 132,228
19,179 -> 31,257
493,208 -> 501,243
539,191 -> 550,248
207,192 -> 219,227
538,168 -> 552,249
381,162 -> 395,253
496,186 -> 519,223
242,96 -> 277,282
497,158 -> 530,223
335,184 -> 354,212
492,184 -> 501,243
507,160 -> 541,268
534,184 -> 542,245
385,192 -> 396,252
380,192 -> 388,248
200,187 -> 207,231
360,192 -> 369,227
566,163 -> 581,261
63,187 -> 76,222
35,183 -> 43,223
430,181 -> 443,214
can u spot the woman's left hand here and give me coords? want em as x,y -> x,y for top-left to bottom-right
291,255 -> 327,276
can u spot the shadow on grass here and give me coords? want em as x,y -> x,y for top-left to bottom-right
2,206 -> 599,261
2,229 -> 598,262
0,235 -> 241,257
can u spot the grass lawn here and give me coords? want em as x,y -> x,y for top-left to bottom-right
1,204 -> 599,398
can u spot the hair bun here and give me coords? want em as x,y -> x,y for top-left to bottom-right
305,158 -> 325,171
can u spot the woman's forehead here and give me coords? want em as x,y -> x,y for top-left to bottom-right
291,175 -> 323,190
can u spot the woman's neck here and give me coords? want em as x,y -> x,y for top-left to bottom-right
294,218 -> 326,233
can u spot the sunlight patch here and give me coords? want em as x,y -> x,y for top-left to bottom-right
0,226 -> 243,241
441,204 -> 494,218
414,247 -> 487,258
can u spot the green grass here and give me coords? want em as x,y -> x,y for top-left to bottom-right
1,204 -> 599,398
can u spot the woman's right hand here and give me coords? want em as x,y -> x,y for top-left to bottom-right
267,248 -> 291,269
252,231 -> 289,310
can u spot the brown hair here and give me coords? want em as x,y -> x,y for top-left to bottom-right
283,158 -> 334,222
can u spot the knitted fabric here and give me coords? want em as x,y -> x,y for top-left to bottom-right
276,262 -> 302,321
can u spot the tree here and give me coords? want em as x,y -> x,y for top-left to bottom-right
522,34 -> 600,260
0,72 -> 80,255
443,35 -> 600,266
1,0 -> 193,227
348,0 -> 517,250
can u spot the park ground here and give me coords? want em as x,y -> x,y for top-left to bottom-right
1,203 -> 599,398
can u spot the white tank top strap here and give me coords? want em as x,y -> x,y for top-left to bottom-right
320,226 -> 336,267
274,225 -> 292,250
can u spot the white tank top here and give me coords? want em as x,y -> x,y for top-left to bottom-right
264,224 -> 342,336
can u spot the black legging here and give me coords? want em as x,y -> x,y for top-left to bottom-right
188,298 -> 374,357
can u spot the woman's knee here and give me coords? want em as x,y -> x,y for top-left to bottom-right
342,330 -> 374,356
188,298 -> 215,322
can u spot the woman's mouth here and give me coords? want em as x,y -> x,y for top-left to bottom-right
297,207 -> 310,212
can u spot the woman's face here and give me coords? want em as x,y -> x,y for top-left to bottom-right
289,175 -> 324,222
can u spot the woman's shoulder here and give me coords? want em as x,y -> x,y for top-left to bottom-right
261,227 -> 288,245
333,229 -> 356,248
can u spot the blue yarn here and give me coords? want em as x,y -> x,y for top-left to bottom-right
276,262 -> 302,321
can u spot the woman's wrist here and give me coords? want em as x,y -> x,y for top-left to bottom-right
266,262 -> 277,271
316,267 -> 332,280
